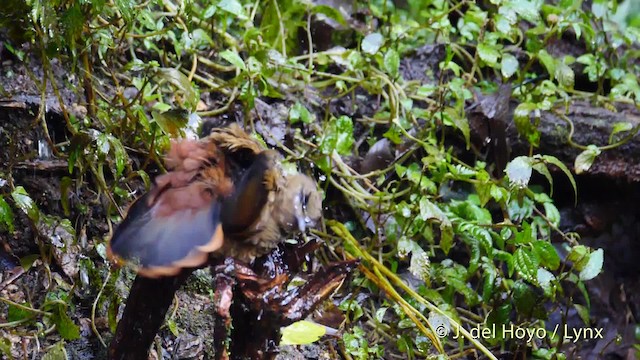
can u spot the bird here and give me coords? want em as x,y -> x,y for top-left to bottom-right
106,124 -> 323,278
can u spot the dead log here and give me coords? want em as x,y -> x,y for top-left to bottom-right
505,101 -> 640,182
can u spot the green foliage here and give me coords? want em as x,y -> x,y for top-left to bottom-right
343,326 -> 384,360
41,342 -> 67,360
0,0 -> 631,357
0,196 -> 15,233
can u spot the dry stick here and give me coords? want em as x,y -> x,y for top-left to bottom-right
198,56 -> 236,73
0,267 -> 25,292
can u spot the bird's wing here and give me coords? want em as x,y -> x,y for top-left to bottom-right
108,139 -> 231,278
108,190 -> 224,278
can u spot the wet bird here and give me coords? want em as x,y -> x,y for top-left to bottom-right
107,124 -> 322,277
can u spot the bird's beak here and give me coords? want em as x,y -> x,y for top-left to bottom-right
297,215 -> 313,232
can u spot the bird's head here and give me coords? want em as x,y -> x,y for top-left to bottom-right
277,174 -> 322,233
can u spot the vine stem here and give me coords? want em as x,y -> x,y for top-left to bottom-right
330,221 -> 498,360
91,271 -> 110,348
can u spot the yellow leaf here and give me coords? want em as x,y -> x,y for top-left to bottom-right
280,321 -> 326,345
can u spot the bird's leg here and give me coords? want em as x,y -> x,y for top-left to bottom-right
108,269 -> 194,360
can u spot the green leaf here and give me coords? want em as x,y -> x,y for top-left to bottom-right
397,236 -> 418,258
574,304 -> 591,326
289,102 -> 314,124
8,303 -> 32,322
203,5 -> 217,18
152,110 -> 188,137
482,262 -> 497,302
496,250 -> 514,276
0,337 -> 12,359
579,248 -> 604,281
339,299 -> 364,321
42,341 -> 66,360
114,0 -> 134,22
109,136 -> 128,178
186,29 -> 213,50
312,5 -> 347,26
538,50 -> 556,78
152,102 -> 172,112
218,0 -> 246,19
0,196 -> 15,233
362,32 -> 384,55
513,222 -> 534,244
68,132 -> 92,174
167,319 -> 179,336
419,197 -> 448,223
19,254 -> 40,272
509,198 -> 535,223
319,116 -> 354,155
409,248 -> 430,284
443,267 -> 480,305
375,307 -> 388,323
440,223 -> 454,254
567,245 -> 590,270
383,49 -> 400,77
532,162 -> 554,196
542,202 -> 561,228
574,145 -> 601,174
505,156 -> 533,188
477,43 -> 500,66
486,302 -> 512,331
513,102 -> 540,146
609,122 -> 633,144
512,280 -> 537,315
500,54 -> 519,78
268,49 -> 286,65
540,155 -> 577,204
154,68 -> 198,109
53,307 -> 80,340
11,186 -> 39,222
555,62 -> 575,89
444,107 -> 470,148
280,320 -> 326,345
96,133 -> 110,155
108,294 -> 119,333
417,84 -> 436,97
536,268 -> 556,295
514,247 -> 539,282
532,348 -> 560,360
220,50 -> 247,70
511,0 -> 540,22
137,170 -> 152,190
